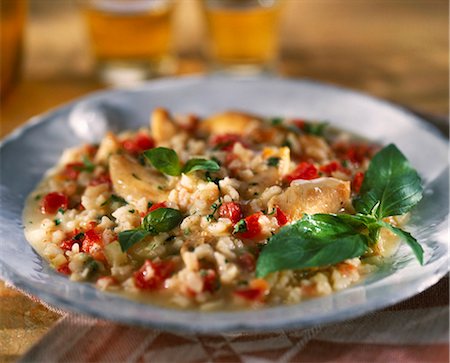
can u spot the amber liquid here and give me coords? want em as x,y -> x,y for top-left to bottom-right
205,3 -> 281,71
84,1 -> 174,81
1,0 -> 26,98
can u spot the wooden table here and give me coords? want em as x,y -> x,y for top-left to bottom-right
1,1 -> 448,362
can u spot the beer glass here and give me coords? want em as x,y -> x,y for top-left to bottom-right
203,0 -> 283,75
83,0 -> 175,85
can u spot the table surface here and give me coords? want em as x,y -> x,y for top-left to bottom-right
0,1 -> 448,362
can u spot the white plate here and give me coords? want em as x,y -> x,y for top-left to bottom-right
0,76 -> 448,332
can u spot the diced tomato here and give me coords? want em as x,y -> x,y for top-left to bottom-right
237,253 -> 256,272
60,238 -> 76,251
89,172 -> 111,186
62,162 -> 84,180
41,192 -> 69,214
202,269 -> 219,293
148,201 -> 167,213
81,229 -> 105,262
352,171 -> 365,193
334,142 -> 374,165
210,134 -> 245,151
134,259 -> 175,290
292,119 -> 306,129
238,212 -> 262,239
122,133 -> 155,155
234,278 -> 269,301
275,207 -> 288,226
57,263 -> 71,275
285,162 -> 319,183
218,202 -> 243,225
319,161 -> 351,176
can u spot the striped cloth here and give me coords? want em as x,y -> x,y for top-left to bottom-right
19,276 -> 448,363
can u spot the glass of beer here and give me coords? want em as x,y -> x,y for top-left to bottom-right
1,0 -> 26,99
203,0 -> 283,75
83,0 -> 175,85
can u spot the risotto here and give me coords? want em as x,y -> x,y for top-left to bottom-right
23,108 -> 423,310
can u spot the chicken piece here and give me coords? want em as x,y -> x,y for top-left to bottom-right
150,108 -> 178,144
268,177 -> 351,221
299,135 -> 332,162
109,154 -> 168,205
199,111 -> 262,136
95,132 -> 121,164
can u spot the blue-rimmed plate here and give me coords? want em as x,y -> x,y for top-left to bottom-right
0,77 -> 448,333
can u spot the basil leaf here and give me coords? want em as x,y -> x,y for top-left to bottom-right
182,158 -> 220,174
303,122 -> 328,136
144,147 -> 181,176
256,214 -> 368,277
267,157 -> 280,167
142,207 -> 183,234
118,228 -> 150,252
354,144 -> 423,219
379,221 -> 424,265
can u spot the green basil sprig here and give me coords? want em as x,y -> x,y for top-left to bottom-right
118,207 -> 183,252
256,144 -> 424,277
144,147 -> 220,176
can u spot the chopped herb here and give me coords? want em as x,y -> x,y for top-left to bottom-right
54,219 -> 61,226
147,201 -> 153,209
267,157 -> 280,167
271,117 -> 283,126
57,208 -> 65,215
303,122 -> 328,136
73,232 -> 85,241
157,185 -> 164,190
249,182 -> 258,186
233,219 -> 247,234
34,194 -> 42,201
206,202 -> 222,222
132,173 -> 141,180
101,194 -> 128,207
128,209 -> 136,214
341,159 -> 349,168
237,280 -> 248,286
81,155 -> 95,172
281,139 -> 292,148
184,228 -> 191,235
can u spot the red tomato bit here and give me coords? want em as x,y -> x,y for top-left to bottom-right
352,172 -> 365,193
234,279 -> 269,301
89,172 -> 111,186
148,201 -> 167,213
237,253 -> 256,272
134,259 -> 175,290
81,229 -> 105,262
285,162 -> 319,183
218,202 -> 243,225
237,212 -> 262,239
57,263 -> 71,275
41,192 -> 69,214
210,134 -> 245,151
122,133 -> 155,155
275,207 -> 288,226
62,162 -> 84,180
201,269 -> 220,293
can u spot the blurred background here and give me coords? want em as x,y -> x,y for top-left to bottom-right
1,0 -> 448,138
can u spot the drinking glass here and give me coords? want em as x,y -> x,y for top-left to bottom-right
1,0 -> 26,99
203,0 -> 283,75
83,0 -> 175,85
